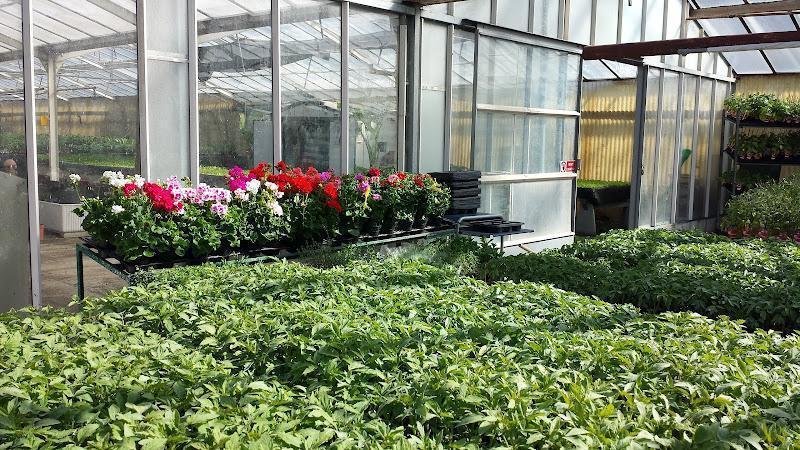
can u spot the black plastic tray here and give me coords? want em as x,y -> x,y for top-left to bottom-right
466,220 -> 523,233
451,197 -> 481,209
448,180 -> 481,189
430,171 -> 482,182
451,187 -> 481,198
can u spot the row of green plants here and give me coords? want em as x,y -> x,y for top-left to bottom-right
720,168 -> 774,192
75,163 -> 451,262
724,92 -> 800,123
3,259 -> 799,447
469,229 -> 800,331
0,132 -> 136,155
727,131 -> 800,161
722,174 -> 800,239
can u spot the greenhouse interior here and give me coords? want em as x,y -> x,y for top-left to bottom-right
2,0 -> 800,447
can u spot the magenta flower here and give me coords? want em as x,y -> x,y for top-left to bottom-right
358,181 -> 370,193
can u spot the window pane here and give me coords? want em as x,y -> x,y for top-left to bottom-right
453,0 -> 491,23
497,0 -> 529,32
532,0 -> 560,38
198,0 -> 272,186
693,78 -> 713,219
621,0 -> 643,42
281,0 -> 342,170
349,8 -> 400,171
511,179 -> 574,236
676,75 -> 697,222
33,0 -> 139,306
0,0 -> 31,310
595,0 -> 619,45
419,20 -> 448,173
568,0 -> 591,45
656,71 -> 679,225
645,0 -> 665,41
451,29 -> 475,170
639,68 -> 662,227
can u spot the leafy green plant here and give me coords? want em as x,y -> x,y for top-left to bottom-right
722,174 -> 800,239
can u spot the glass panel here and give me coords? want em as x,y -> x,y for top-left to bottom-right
656,70 -> 679,225
525,116 -> 577,174
147,0 -> 188,54
510,179 -> 574,236
744,15 -> 795,33
621,0 -> 643,42
676,75 -> 697,222
764,48 -> 800,73
350,8 -> 400,170
479,183 -> 510,218
663,0 -> 682,64
497,0 -> 529,32
693,78 -> 713,219
451,29 -> 475,171
722,51 -> 772,74
33,0 -> 138,306
149,60 -> 190,179
198,0 -> 272,186
280,0 -> 342,170
453,0 -> 491,22
0,0 -> 31,311
639,68 -> 661,227
419,20 -> 448,173
478,37 -> 579,111
645,0 -> 665,41
595,0 -> 619,45
568,0 -> 591,45
474,111 -> 518,174
708,81 -> 728,216
684,22 -> 701,70
532,0 -> 560,38
582,60 -> 616,80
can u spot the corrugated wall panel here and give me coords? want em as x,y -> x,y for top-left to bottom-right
579,79 -> 637,182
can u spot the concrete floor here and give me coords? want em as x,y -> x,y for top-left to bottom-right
41,235 -> 126,308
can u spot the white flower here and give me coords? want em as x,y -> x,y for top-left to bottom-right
234,188 -> 250,202
246,178 -> 261,194
276,191 -> 284,200
133,175 -> 145,188
268,200 -> 283,217
264,181 -> 279,192
111,205 -> 125,214
68,174 -> 81,185
109,177 -> 127,188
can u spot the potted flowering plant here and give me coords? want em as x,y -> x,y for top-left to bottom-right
228,163 -> 289,247
426,181 -> 451,227
267,162 -> 341,243
339,173 -> 372,237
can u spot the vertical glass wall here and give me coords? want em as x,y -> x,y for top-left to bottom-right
349,7 -> 401,170
0,0 -> 32,310
280,0 -> 341,171
32,0 -> 138,307
632,67 -> 733,228
33,0 -> 139,191
198,0 -> 272,186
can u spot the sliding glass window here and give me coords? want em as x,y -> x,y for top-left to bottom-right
280,0 -> 342,171
198,0 -> 272,186
474,36 -> 580,175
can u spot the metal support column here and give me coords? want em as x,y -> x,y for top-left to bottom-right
47,55 -> 60,181
341,1 -> 350,174
628,65 -> 649,229
22,0 -> 41,308
271,0 -> 282,166
188,0 -> 200,184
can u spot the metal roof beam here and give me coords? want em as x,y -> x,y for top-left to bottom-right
86,0 -> 136,24
689,0 -> 800,19
583,30 -> 800,59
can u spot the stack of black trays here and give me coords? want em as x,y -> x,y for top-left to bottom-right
429,171 -> 481,215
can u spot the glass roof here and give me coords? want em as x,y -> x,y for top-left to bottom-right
690,0 -> 800,75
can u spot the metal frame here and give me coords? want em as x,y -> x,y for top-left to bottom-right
650,68 -> 665,226
341,1 -> 350,174
670,72 -> 686,225
136,0 -> 150,179
188,0 -> 200,184
628,65 -> 649,228
271,0 -> 282,167
443,23 -> 454,170
23,0 -> 41,308
686,75 -> 701,221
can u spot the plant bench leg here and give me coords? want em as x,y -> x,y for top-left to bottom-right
76,246 -> 85,301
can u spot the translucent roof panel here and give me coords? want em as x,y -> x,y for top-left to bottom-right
691,0 -> 800,74
582,60 -> 616,80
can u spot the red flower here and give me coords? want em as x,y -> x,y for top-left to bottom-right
289,176 -> 314,195
306,166 -> 319,177
397,172 -> 407,181
326,199 -> 343,212
414,175 -> 425,188
368,167 -> 380,177
143,182 -> 176,212
123,183 -> 138,197
249,162 -> 270,180
276,161 -> 288,172
323,182 -> 338,200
